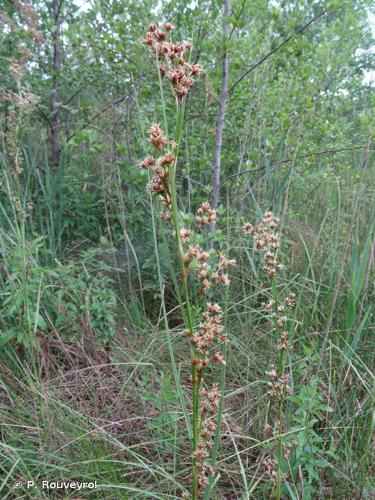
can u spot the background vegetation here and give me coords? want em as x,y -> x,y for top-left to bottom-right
0,0 -> 374,498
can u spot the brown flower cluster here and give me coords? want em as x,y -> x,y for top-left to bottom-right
178,207 -> 235,490
243,211 -> 282,278
2,85 -> 39,178
183,241 -> 236,295
142,22 -> 203,99
266,366 -> 292,400
2,88 -> 39,112
190,302 -> 228,368
263,455 -> 278,481
244,214 -> 300,486
261,292 -> 296,352
196,202 -> 216,226
138,124 -> 176,208
2,2 -> 42,179
193,383 -> 220,487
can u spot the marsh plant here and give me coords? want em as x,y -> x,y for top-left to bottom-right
139,22 -> 235,498
140,23 -> 302,499
243,212 -> 297,499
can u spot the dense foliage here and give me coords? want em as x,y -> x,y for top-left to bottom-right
0,0 -> 374,498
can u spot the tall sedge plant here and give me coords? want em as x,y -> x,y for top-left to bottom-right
139,23 -> 236,498
243,213 -> 296,499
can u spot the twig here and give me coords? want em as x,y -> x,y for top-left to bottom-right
222,144 -> 370,182
229,9 -> 330,94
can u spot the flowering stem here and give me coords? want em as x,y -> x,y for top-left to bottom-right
167,100 -> 200,498
142,24 -> 222,498
272,278 -> 285,500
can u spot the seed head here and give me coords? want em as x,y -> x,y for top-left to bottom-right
191,63 -> 203,76
220,274 -> 230,285
149,124 -> 167,150
138,156 -> 155,169
213,352 -> 226,365
160,151 -> 175,165
284,292 -> 296,308
180,228 -> 192,242
164,22 -> 175,31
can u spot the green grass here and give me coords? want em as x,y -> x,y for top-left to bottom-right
1,16 -> 374,499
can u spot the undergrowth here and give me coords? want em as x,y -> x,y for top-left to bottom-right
0,10 -> 374,500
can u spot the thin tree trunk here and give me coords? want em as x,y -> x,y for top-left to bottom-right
209,0 -> 230,235
49,0 -> 62,174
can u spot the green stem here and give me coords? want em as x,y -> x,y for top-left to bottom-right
167,100 -> 200,498
154,48 -> 200,496
271,278 -> 284,500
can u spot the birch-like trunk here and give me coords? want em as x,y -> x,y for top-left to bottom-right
209,0 -> 230,235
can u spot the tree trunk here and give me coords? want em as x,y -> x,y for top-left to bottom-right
209,0 -> 230,235
49,0 -> 62,174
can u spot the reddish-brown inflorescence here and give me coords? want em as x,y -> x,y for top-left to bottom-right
193,383 -> 220,487
243,211 -> 282,278
137,123 -> 175,209
142,22 -> 203,100
243,211 -> 298,486
196,201 -> 216,226
140,22 -> 234,495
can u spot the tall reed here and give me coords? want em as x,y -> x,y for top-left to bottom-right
139,22 -> 236,498
243,212 -> 296,499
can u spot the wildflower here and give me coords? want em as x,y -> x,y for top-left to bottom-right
263,456 -> 278,480
160,211 -> 172,221
243,222 -> 254,235
201,279 -> 210,292
198,266 -> 208,283
211,272 -> 219,283
180,228 -> 192,242
175,85 -> 189,98
164,22 -> 175,31
268,268 -> 277,278
138,156 -> 155,169
147,174 -> 163,195
196,202 -> 216,225
140,20 -> 232,498
213,352 -> 226,365
160,151 -> 175,165
184,245 -> 201,264
207,383 -> 220,406
190,63 -> 203,76
263,299 -> 275,312
277,316 -> 288,328
220,274 -> 230,285
218,254 -> 237,269
193,447 -> 209,461
266,367 -> 277,380
162,193 -> 172,207
142,23 -> 202,99
277,331 -> 292,351
208,303 -> 222,315
167,68 -> 183,84
149,123 -> 167,150
243,211 -> 283,277
268,374 -> 292,399
204,419 -> 216,435
284,292 -> 296,308
198,251 -> 209,261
